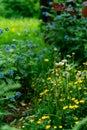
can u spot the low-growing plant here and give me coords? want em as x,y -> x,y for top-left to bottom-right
21,48 -> 87,130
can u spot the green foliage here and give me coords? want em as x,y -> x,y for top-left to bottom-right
21,49 -> 87,129
0,17 -> 87,130
0,125 -> 19,130
44,11 -> 87,64
0,0 -> 40,18
72,117 -> 87,130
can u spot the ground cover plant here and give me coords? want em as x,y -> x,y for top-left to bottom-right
0,3 -> 87,130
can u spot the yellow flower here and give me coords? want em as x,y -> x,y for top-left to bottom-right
63,106 -> 68,110
74,117 -> 78,121
40,89 -> 49,96
74,100 -> 79,104
47,77 -> 51,80
78,87 -> 82,90
78,79 -> 83,83
75,121 -> 79,124
79,100 -> 85,103
44,59 -> 49,62
59,125 -> 63,128
59,98 -> 65,102
45,125 -> 51,129
29,119 -> 34,123
37,119 -> 42,124
41,115 -> 50,120
69,105 -> 74,109
83,62 -> 87,65
74,81 -> 78,85
71,98 -> 75,101
53,126 -> 57,129
74,105 -> 79,109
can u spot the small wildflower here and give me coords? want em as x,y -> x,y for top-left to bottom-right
69,105 -> 74,109
63,106 -> 68,110
9,70 -> 14,76
0,72 -> 4,78
79,100 -> 85,103
75,121 -> 79,124
41,115 -> 50,120
83,62 -> 87,66
12,44 -> 16,49
12,39 -> 16,42
18,56 -> 23,60
74,105 -> 79,109
59,125 -> 63,129
6,45 -> 10,52
28,50 -> 34,56
62,59 -> 67,64
0,28 -> 4,34
42,12 -> 49,17
16,92 -> 21,98
53,126 -> 57,129
44,59 -> 49,62
72,52 -> 75,55
40,89 -> 49,96
48,2 -> 53,5
66,55 -> 71,58
40,5 -> 44,9
9,96 -> 15,102
74,117 -> 78,121
64,35 -> 69,41
39,55 -> 44,60
78,79 -> 83,83
47,77 -> 51,80
54,47 -> 57,51
37,119 -> 42,124
45,125 -> 51,129
29,119 -> 34,123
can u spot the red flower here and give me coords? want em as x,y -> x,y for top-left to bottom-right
51,3 -> 65,12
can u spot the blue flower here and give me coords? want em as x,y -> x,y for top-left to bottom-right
12,44 -> 16,49
16,91 -> 21,98
48,2 -> 53,5
64,35 -> 69,41
56,15 -> 62,19
6,45 -> 10,51
35,57 -> 39,61
28,43 -> 33,48
0,72 -> 4,78
39,55 -> 44,60
9,96 -> 15,102
42,12 -> 49,17
18,56 -> 23,60
40,5 -> 44,9
28,50 -> 34,56
9,70 -> 14,76
0,29 -> 4,35
43,48 -> 48,52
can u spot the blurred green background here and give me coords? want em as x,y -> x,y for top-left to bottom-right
0,0 -> 40,18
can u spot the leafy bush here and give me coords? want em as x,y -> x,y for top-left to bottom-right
0,0 -> 40,18
0,28 -> 21,130
43,9 -> 87,64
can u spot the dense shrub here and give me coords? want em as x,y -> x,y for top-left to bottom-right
0,0 -> 40,18
44,12 -> 87,64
